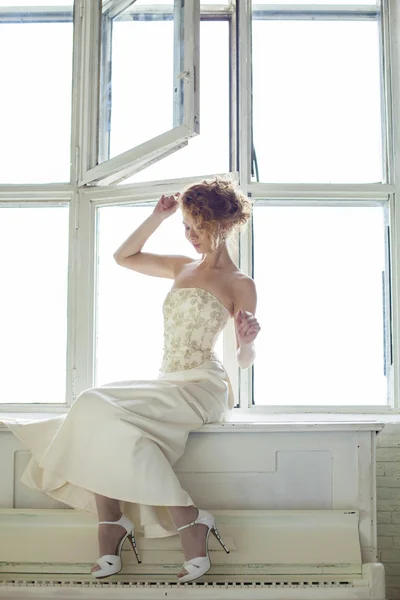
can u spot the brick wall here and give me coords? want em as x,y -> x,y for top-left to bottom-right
377,423 -> 400,600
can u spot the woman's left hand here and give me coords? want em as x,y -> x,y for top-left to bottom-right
236,309 -> 261,345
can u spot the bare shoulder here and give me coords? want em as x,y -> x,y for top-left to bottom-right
231,274 -> 257,317
231,273 -> 257,296
170,255 -> 196,267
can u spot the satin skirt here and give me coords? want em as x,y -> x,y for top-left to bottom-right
0,360 -> 233,538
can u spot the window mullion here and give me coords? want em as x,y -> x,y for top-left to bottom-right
73,191 -> 96,401
0,6 -> 71,23
251,4 -> 379,20
388,0 -> 400,413
70,0 -> 83,185
237,0 -> 253,410
183,0 -> 200,133
238,205 -> 254,410
382,0 -> 395,185
220,8 -> 239,405
249,183 -> 394,199
238,0 -> 252,186
73,0 -> 101,407
76,0 -> 101,183
230,6 -> 237,174
98,13 -> 113,165
67,191 -> 80,407
82,172 -> 239,202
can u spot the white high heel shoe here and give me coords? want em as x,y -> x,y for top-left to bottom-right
176,508 -> 230,583
91,513 -> 141,579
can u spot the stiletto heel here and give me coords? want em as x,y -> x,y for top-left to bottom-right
91,513 -> 141,579
211,524 -> 230,554
176,508 -> 230,583
127,531 -> 141,564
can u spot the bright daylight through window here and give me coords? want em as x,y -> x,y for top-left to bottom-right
0,0 -> 394,413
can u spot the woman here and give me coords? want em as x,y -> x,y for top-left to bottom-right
0,178 -> 261,583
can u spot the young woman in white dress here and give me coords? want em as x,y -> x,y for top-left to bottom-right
0,178 -> 261,583
90,178 -> 261,581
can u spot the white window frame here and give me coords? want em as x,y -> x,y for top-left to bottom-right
238,191 -> 395,415
77,0 -> 200,186
0,187 -> 76,413
1,0 -> 400,416
77,173 -> 240,405
0,1 -> 236,415
230,0 -> 400,415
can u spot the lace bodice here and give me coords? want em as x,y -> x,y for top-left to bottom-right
160,287 -> 231,373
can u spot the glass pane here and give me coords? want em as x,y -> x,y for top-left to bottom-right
0,11 -> 73,183
132,0 -> 227,3
252,19 -> 383,183
0,205 -> 69,403
254,0 -> 377,4
253,205 -> 388,406
95,206 -> 224,385
100,0 -> 183,162
123,20 -> 230,183
0,1 -> 72,4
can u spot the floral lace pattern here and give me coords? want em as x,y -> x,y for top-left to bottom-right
160,287 -> 230,373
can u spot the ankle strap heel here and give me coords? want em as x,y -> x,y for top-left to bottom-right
176,508 -> 230,584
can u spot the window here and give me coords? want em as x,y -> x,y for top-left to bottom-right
81,0 -> 200,185
251,4 -> 384,183
0,203 -> 70,404
0,3 -> 73,183
1,0 -> 397,415
245,0 -> 393,412
123,19 -> 231,183
252,202 -> 390,407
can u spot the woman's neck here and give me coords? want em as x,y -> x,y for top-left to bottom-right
198,244 -> 234,270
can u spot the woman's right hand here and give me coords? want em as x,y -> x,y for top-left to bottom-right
153,193 -> 181,220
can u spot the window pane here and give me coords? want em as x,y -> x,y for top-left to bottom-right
123,20 -> 230,183
0,15 -> 73,183
0,1 -> 72,4
0,205 -> 69,403
252,20 -> 383,183
253,204 -> 388,406
108,18 -> 172,158
131,0 -> 228,3
101,0 -> 186,163
254,0 -> 376,4
95,207 -> 223,385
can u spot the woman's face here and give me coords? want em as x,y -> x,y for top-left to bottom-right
182,213 -> 210,253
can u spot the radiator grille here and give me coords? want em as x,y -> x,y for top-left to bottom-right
0,579 -> 355,589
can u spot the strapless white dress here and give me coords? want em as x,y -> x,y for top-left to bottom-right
0,287 -> 235,538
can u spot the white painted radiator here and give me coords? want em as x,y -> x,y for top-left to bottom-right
0,508 -> 386,599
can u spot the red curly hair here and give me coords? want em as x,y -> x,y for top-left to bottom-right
178,178 -> 252,251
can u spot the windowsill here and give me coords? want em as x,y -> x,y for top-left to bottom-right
0,411 -> 391,433
230,411 -> 398,423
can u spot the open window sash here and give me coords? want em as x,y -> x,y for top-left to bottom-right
80,0 -> 200,186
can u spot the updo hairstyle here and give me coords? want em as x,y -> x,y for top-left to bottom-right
178,178 -> 252,252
